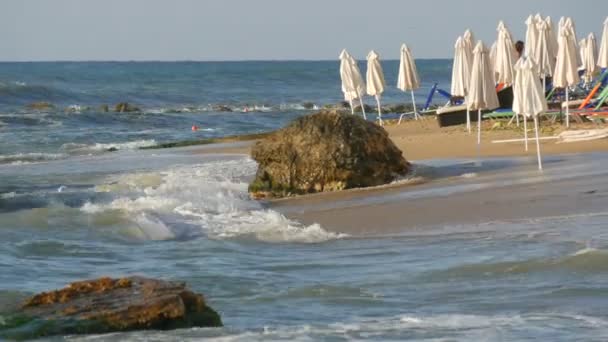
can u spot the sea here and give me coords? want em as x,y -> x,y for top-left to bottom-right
2,61 -> 608,341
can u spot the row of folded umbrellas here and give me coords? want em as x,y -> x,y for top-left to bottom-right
340,15 -> 608,126
339,15 -> 608,170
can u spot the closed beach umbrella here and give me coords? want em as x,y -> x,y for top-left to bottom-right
513,57 -> 548,169
339,49 -> 367,119
581,33 -> 598,85
525,15 -> 539,58
494,21 -> 518,86
489,41 -> 498,77
553,18 -> 580,127
599,17 -> 608,69
397,44 -> 421,123
463,29 -> 476,70
468,41 -> 500,156
545,16 -> 559,61
451,37 -> 473,131
535,18 -> 557,90
366,50 -> 386,125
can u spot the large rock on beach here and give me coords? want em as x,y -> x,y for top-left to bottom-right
0,277 -> 222,340
249,110 -> 410,198
114,102 -> 140,112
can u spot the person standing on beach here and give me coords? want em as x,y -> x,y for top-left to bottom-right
515,40 -> 525,59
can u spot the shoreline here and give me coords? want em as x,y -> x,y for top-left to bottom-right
179,117 -> 608,236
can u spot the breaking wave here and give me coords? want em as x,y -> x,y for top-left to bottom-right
81,157 -> 344,243
0,152 -> 67,165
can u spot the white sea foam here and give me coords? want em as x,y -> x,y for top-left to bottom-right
0,192 -> 16,199
61,139 -> 157,153
77,312 -> 608,341
81,157 -> 343,243
0,152 -> 66,165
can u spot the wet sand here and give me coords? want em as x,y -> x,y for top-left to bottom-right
271,154 -> 608,236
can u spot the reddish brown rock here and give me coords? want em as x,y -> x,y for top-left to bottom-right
2,277 -> 221,339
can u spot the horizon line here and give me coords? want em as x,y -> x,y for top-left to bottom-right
0,58 -> 453,63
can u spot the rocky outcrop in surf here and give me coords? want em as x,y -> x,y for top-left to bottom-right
114,102 -> 140,112
26,102 -> 54,111
249,110 -> 410,198
0,277 -> 222,340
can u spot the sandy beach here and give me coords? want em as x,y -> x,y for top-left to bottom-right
195,117 -> 608,159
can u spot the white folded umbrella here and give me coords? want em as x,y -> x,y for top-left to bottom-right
553,18 -> 580,127
366,50 -> 386,125
451,37 -> 473,132
339,49 -> 367,119
599,17 -> 608,69
513,57 -> 548,169
468,41 -> 500,160
494,21 -> 518,86
397,44 -> 421,123
535,18 -> 556,90
463,29 -> 476,72
581,33 -> 599,85
525,15 -> 540,58
545,16 -> 559,61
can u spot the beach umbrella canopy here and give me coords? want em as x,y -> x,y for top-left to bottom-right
513,58 -> 548,118
535,18 -> 557,78
397,44 -> 421,122
397,44 -> 420,92
463,29 -> 476,72
554,18 -> 580,127
581,33 -> 599,84
545,16 -> 559,61
339,49 -> 367,118
513,57 -> 548,169
366,50 -> 386,124
451,37 -> 469,97
468,41 -> 500,153
451,37 -> 474,131
525,15 -> 540,58
598,17 -> 608,69
554,18 -> 580,88
494,21 -> 518,85
489,41 -> 497,76
469,41 -> 500,112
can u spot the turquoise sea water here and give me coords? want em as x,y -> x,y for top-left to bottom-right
2,62 -> 608,341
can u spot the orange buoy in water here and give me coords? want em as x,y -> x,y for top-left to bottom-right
191,125 -> 199,131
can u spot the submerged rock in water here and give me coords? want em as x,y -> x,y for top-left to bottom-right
0,277 -> 222,340
26,102 -> 54,111
114,102 -> 140,113
249,110 -> 410,198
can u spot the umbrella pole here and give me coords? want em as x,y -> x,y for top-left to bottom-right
349,100 -> 354,115
523,115 -> 529,151
356,91 -> 367,120
466,108 -> 471,134
477,109 -> 482,166
410,90 -> 419,120
565,87 -> 570,128
534,116 -> 543,170
375,95 -> 383,126
516,113 -> 520,127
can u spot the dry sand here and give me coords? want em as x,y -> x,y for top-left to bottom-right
195,117 -> 608,160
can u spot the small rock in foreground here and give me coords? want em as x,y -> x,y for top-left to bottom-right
0,276 -> 222,340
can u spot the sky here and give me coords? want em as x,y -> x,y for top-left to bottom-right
1,0 -> 606,61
